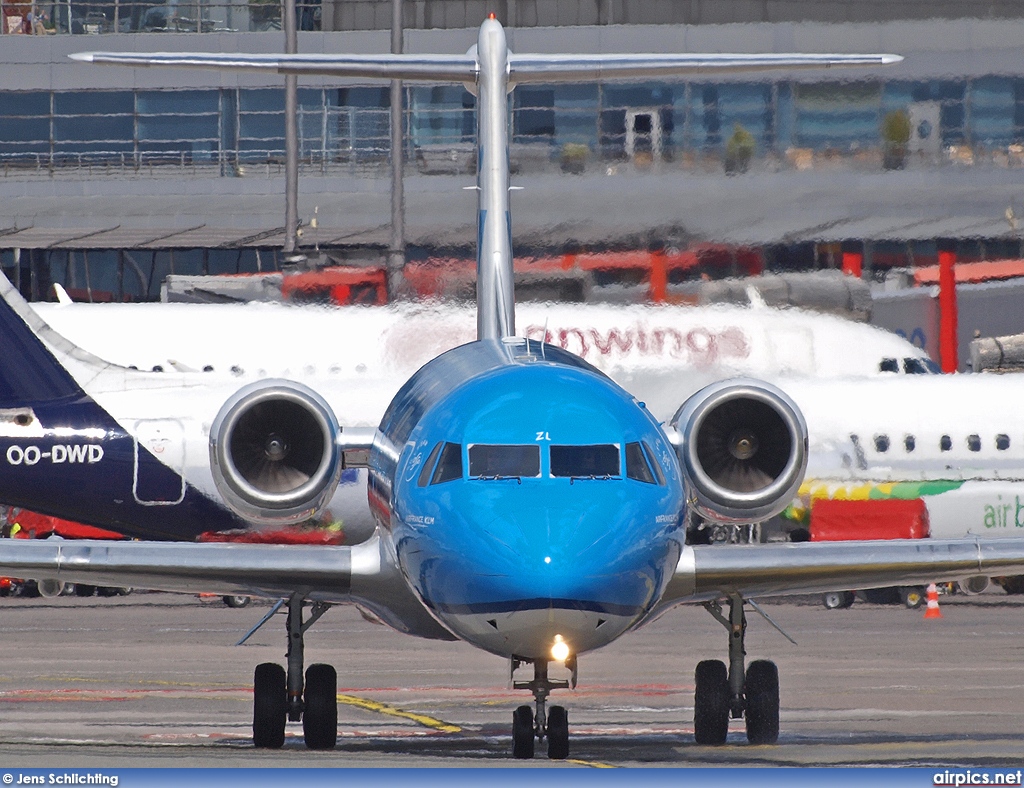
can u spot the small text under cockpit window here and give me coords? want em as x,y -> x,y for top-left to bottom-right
468,444 -> 540,478
625,442 -> 656,484
431,442 -> 463,484
418,442 -> 443,487
550,444 -> 620,479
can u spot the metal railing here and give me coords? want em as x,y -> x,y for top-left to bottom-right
1,0 -> 319,34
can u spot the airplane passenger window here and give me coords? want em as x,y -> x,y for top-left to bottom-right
625,442 -> 655,484
879,358 -> 899,373
551,444 -> 620,478
874,435 -> 889,453
431,442 -> 463,484
417,442 -> 444,487
904,435 -> 915,452
642,441 -> 666,486
940,435 -> 952,451
468,444 -> 540,478
967,434 -> 981,452
997,434 -> 1010,451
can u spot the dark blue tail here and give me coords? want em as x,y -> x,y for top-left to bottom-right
0,272 -> 85,406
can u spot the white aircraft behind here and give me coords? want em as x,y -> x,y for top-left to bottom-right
31,298 -> 935,543
33,298 -> 933,386
4,17 -> 1019,760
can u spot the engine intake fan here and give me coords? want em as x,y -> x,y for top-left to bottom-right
210,380 -> 342,525
671,378 -> 807,524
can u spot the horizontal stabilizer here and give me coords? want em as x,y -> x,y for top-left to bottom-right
661,536 -> 1024,608
69,50 -> 901,83
508,52 -> 903,84
69,51 -> 478,81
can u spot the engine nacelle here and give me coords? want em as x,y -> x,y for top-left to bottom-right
210,380 -> 342,525
957,575 -> 990,595
671,378 -> 808,525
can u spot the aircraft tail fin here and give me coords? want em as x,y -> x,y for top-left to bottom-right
0,271 -> 108,407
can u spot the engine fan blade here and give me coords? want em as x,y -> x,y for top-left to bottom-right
253,461 -> 311,493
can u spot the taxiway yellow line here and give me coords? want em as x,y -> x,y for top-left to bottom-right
337,693 -> 462,733
567,758 -> 617,768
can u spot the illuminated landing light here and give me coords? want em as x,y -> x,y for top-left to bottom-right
551,634 -> 570,663
544,556 -> 551,564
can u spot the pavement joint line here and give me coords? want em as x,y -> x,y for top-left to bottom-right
337,693 -> 462,733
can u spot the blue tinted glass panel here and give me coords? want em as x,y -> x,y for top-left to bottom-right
298,88 -> 323,109
239,89 -> 285,112
0,117 -> 49,142
338,87 -> 388,108
138,115 -> 218,141
604,83 -> 673,108
239,113 -> 284,141
54,115 -> 132,142
54,91 -> 132,116
120,250 -> 152,300
137,90 -> 219,114
0,92 -> 49,116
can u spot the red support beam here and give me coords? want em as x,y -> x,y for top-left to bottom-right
841,250 -> 863,278
938,247 -> 959,373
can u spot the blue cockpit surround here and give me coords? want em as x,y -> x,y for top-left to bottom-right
379,339 -> 686,648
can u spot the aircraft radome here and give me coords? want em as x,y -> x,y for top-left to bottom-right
4,18 -> 1022,760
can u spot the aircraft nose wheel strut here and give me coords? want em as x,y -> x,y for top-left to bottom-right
510,657 -> 574,759
694,593 -> 780,746
252,592 -> 337,750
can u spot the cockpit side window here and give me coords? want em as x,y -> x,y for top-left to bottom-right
625,442 -> 656,484
879,358 -> 899,373
552,444 -> 620,478
417,442 -> 444,487
642,442 -> 666,486
468,444 -> 540,478
431,442 -> 463,484
904,357 -> 939,374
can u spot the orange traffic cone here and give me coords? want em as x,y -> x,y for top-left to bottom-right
924,583 -> 942,619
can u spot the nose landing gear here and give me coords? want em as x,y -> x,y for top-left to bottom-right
694,594 -> 780,746
252,592 -> 338,750
510,657 -> 574,759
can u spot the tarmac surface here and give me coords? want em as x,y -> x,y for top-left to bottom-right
0,590 -> 1022,768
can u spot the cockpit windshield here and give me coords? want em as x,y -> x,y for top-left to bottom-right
550,444 -> 620,478
468,444 -> 541,478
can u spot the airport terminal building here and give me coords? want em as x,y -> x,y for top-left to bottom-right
2,0 -> 1024,301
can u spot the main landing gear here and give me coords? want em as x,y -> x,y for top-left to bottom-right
510,657 -> 576,759
252,593 -> 338,750
694,594 -> 780,746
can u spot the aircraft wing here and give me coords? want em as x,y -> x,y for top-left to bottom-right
0,535 -> 454,639
69,51 -> 901,84
660,537 -> 1024,608
0,537 -> 369,597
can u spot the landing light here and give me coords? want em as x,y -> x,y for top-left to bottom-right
551,634 -> 570,663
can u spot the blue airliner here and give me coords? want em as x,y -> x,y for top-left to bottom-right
0,18 -> 1021,759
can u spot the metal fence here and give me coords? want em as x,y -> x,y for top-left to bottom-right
1,0 -> 319,34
